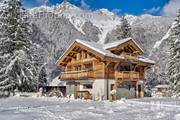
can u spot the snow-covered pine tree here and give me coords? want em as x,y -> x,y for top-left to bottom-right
0,0 -> 37,93
0,3 -> 11,95
168,9 -> 180,97
37,65 -> 47,90
117,16 -> 132,40
30,44 -> 48,91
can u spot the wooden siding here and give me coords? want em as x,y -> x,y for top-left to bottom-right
115,71 -> 140,81
61,70 -> 94,80
60,50 -> 146,81
93,61 -> 105,79
60,56 -> 146,81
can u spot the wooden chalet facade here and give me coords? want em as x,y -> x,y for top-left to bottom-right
56,38 -> 155,100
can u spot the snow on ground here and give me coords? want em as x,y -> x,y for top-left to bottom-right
0,97 -> 180,120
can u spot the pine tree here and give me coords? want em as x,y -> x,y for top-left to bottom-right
168,9 -> 180,97
30,44 -> 47,91
0,0 -> 36,93
37,65 -> 47,90
0,3 -> 11,94
117,16 -> 132,40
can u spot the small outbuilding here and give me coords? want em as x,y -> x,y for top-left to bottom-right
46,77 -> 66,97
152,84 -> 170,97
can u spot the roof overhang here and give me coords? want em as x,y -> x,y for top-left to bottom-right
104,38 -> 144,55
55,40 -> 123,67
55,38 -> 155,67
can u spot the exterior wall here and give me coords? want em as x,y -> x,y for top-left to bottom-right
90,79 -> 114,100
65,80 -> 107,100
65,79 -> 144,100
65,79 -> 116,100
91,79 -> 106,100
107,79 -> 116,100
66,83 -> 76,97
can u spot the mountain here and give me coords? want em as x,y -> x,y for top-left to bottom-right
148,22 -> 174,85
28,1 -> 174,84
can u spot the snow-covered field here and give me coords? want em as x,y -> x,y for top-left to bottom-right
0,97 -> 180,120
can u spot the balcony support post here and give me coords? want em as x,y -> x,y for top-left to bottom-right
140,82 -> 144,98
136,82 -> 139,98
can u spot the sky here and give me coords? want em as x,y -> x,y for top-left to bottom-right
22,0 -> 180,16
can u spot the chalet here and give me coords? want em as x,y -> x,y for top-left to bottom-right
56,37 -> 155,100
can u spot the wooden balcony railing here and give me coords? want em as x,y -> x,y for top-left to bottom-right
60,70 -> 94,80
61,70 -> 142,81
115,71 -> 140,81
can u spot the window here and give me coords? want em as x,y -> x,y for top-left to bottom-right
75,65 -> 81,71
84,53 -> 87,59
83,84 -> 93,89
118,66 -> 130,71
84,63 -> 93,70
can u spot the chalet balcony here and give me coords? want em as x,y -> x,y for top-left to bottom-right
115,71 -> 140,81
60,70 -> 94,80
60,70 -> 143,81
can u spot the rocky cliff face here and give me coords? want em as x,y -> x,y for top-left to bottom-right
28,2 -> 174,84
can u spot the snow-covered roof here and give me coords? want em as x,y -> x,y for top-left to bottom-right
77,39 -> 154,64
76,39 -> 123,59
56,38 -> 155,65
47,77 -> 66,87
103,37 -> 144,53
103,37 -> 132,49
155,85 -> 170,88
55,39 -> 123,65
138,56 -> 155,64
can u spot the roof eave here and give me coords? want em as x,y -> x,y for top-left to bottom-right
55,40 -> 77,66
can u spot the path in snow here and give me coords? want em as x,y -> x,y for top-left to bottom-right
0,97 -> 180,120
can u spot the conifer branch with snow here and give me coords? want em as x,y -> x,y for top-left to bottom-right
168,9 -> 180,97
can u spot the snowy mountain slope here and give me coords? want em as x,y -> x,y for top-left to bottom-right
153,21 -> 177,50
106,15 -> 173,56
28,1 -> 174,83
153,29 -> 171,49
29,12 -> 88,75
29,2 -> 121,44
148,21 -> 177,84
132,16 -> 173,56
